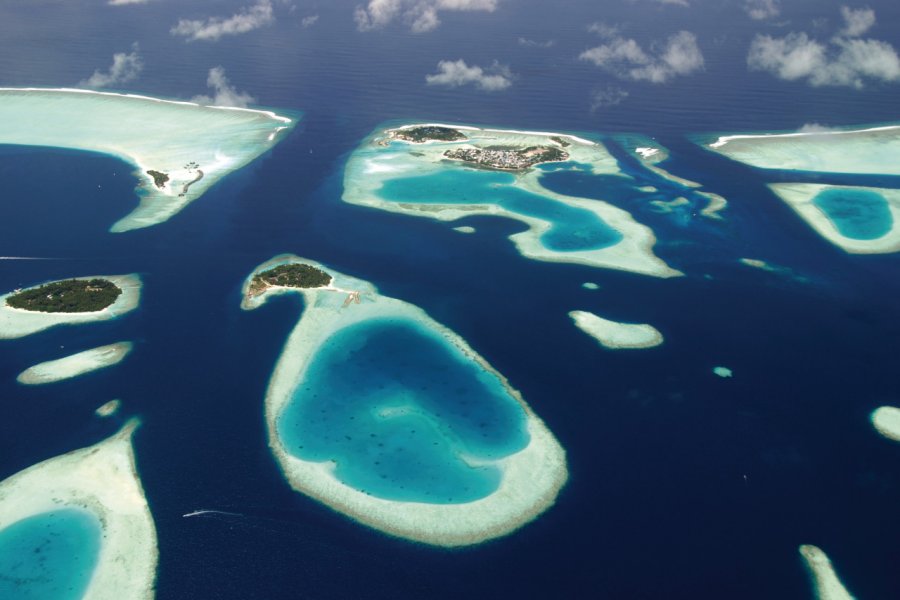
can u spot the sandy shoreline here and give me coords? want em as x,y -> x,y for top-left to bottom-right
17,341 -> 133,385
569,310 -> 663,349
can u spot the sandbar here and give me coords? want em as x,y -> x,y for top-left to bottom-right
871,406 -> 900,442
243,254 -> 568,547
0,88 -> 295,232
17,341 -> 133,385
95,399 -> 122,418
799,544 -> 856,600
703,124 -> 900,176
0,419 -> 157,599
0,273 -> 141,339
343,123 -> 680,278
768,183 -> 900,254
569,310 -> 663,349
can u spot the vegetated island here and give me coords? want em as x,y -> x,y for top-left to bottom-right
389,125 -> 467,143
0,419 -> 157,600
0,88 -> 296,232
247,263 -> 333,298
0,274 -> 141,340
6,278 -> 121,313
443,144 -> 568,171
241,254 -> 568,546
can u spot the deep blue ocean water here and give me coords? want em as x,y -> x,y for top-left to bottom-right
1,1 -> 900,598
277,319 -> 528,503
0,509 -> 101,600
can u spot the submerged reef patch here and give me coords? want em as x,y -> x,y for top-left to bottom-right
0,420 -> 157,599
242,254 -> 568,546
799,545 -> 856,600
343,123 -> 679,278
0,88 -> 295,232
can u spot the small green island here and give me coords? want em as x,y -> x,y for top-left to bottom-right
145,170 -> 169,189
247,263 -> 333,297
6,278 -> 122,313
443,144 -> 569,171
390,125 -> 467,143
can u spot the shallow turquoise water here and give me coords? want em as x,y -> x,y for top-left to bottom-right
377,168 -> 623,251
812,188 -> 893,240
277,319 -> 530,503
0,509 -> 101,600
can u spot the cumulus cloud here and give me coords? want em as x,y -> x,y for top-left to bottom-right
425,59 -> 512,91
518,37 -> 554,48
78,43 -> 143,88
653,0 -> 689,6
839,6 -> 875,38
354,0 -> 498,33
587,22 -> 620,40
580,30 -> 704,83
590,86 -> 629,111
744,0 -> 780,20
747,8 -> 899,88
191,67 -> 256,107
301,14 -> 319,27
171,0 -> 273,42
109,0 -> 148,5
798,123 -> 837,133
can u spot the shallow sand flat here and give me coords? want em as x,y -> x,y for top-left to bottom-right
0,273 -> 141,339
17,341 -> 133,385
871,406 -> 900,442
768,183 -> 900,254
0,88 -> 295,232
705,124 -> 900,175
343,123 -> 680,278
569,310 -> 663,349
243,255 -> 568,546
0,420 -> 158,600
799,545 -> 856,600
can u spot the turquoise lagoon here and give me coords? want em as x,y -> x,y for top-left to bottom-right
811,188 -> 893,240
0,509 -> 101,600
277,319 -> 529,503
377,169 -> 623,253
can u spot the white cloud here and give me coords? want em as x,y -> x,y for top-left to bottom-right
839,6 -> 875,38
798,123 -> 836,133
590,86 -> 629,111
354,0 -> 497,33
425,59 -> 512,91
109,0 -> 148,5
171,0 -> 274,42
191,67 -> 256,107
301,14 -> 319,27
744,0 -> 780,20
78,43 -> 143,88
747,9 -> 900,89
587,22 -> 620,40
580,31 -> 704,83
518,37 -> 554,48
654,0 -> 689,5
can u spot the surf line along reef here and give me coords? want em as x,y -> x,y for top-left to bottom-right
0,88 -> 296,232
242,255 -> 568,546
0,420 -> 157,599
343,123 -> 680,278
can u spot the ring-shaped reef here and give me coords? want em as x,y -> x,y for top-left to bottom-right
0,88 -> 296,232
0,420 -> 158,599
242,255 -> 568,546
768,184 -> 900,254
0,274 -> 142,339
342,123 -> 680,278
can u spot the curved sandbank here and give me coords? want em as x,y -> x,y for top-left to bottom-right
242,254 -> 568,546
0,419 -> 157,599
343,123 -> 680,278
95,399 -> 122,418
871,406 -> 900,442
569,310 -> 663,350
769,183 -> 900,254
0,273 -> 141,339
799,545 -> 856,600
17,341 -> 133,385
0,88 -> 296,232
703,123 -> 900,176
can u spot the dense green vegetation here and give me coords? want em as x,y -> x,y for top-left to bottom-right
393,126 -> 467,143
6,278 -> 122,313
550,136 -> 571,148
249,264 -> 332,295
146,170 -> 170,189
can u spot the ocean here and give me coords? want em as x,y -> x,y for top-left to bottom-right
1,0 -> 899,598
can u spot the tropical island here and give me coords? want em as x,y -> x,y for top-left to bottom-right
6,278 -> 122,313
389,125 -> 467,143
247,263 -> 333,297
146,169 -> 169,189
443,144 -> 568,171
